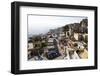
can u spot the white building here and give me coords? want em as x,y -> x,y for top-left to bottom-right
47,38 -> 54,43
52,33 -> 58,38
58,32 -> 65,40
74,33 -> 79,40
28,42 -> 33,50
47,35 -> 55,49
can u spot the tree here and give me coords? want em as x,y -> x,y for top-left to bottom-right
80,19 -> 88,34
41,43 -> 47,48
33,36 -> 42,42
73,23 -> 80,33
84,35 -> 88,43
63,25 -> 69,37
78,34 -> 84,41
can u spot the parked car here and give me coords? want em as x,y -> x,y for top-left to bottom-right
34,55 -> 43,60
46,48 -> 61,60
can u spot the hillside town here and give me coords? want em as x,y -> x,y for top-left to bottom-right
28,19 -> 88,60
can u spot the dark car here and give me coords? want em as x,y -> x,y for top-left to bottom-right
46,48 -> 61,60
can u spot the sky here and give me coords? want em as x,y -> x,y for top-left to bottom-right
28,14 -> 87,36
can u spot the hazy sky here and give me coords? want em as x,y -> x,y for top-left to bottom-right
28,15 -> 87,35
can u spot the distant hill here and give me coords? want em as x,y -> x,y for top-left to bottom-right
49,18 -> 88,34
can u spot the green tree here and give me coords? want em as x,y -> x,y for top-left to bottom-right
63,25 -> 69,37
84,35 -> 88,43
